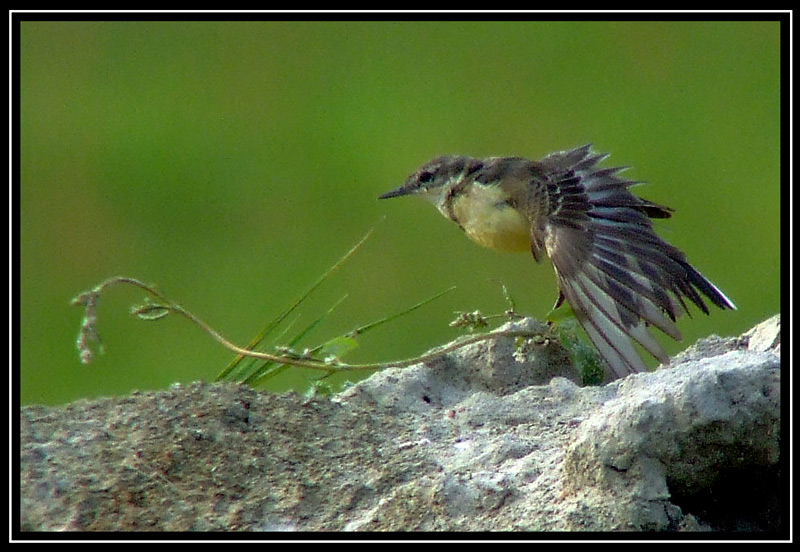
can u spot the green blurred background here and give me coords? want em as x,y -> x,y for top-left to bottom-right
19,20 -> 780,405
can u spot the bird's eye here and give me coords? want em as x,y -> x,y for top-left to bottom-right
418,171 -> 434,184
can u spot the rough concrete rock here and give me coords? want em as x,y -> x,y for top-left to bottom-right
19,315 -> 782,533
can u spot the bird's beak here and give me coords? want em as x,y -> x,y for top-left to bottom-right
378,185 -> 411,200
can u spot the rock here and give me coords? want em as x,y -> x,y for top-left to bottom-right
19,315 -> 782,533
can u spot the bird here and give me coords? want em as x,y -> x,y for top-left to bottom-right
378,144 -> 736,379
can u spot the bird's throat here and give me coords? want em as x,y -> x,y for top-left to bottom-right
448,185 -> 531,253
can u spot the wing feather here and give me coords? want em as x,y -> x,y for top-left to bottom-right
531,145 -> 736,378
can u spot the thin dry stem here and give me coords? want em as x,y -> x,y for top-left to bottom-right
72,276 -> 546,373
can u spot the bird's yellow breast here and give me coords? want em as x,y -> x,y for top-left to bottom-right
449,184 -> 531,253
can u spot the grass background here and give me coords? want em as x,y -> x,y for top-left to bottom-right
18,19 -> 781,405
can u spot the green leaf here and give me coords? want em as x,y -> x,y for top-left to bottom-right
131,303 -> 171,320
317,335 -> 360,362
545,302 -> 575,323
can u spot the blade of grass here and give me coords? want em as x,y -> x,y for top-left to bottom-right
245,286 -> 455,386
243,294 -> 349,386
224,313 -> 302,382
345,285 -> 457,339
215,225 -> 378,382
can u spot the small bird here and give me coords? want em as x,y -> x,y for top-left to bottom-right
379,144 -> 736,379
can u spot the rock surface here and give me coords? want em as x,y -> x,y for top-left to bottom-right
19,315 -> 782,533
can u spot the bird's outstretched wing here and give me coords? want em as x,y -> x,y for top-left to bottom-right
531,144 -> 736,378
